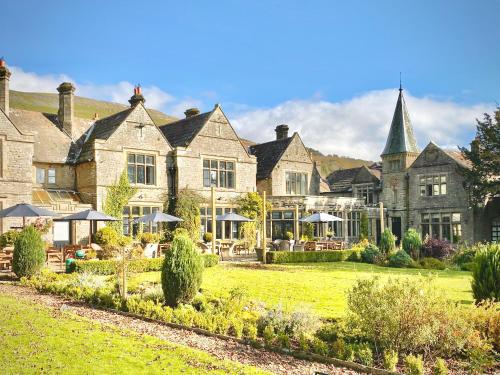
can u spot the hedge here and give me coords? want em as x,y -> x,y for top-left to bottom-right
75,254 -> 219,275
266,250 -> 357,264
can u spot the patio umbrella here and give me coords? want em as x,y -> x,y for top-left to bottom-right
133,212 -> 183,223
58,209 -> 120,244
0,203 -> 59,227
299,212 -> 343,223
215,212 -> 252,222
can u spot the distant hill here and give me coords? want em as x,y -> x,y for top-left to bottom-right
10,90 -> 177,125
10,91 -> 373,174
308,148 -> 374,177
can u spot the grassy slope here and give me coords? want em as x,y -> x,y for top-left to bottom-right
130,262 -> 473,318
0,293 -> 267,375
308,148 -> 374,178
10,90 -> 177,125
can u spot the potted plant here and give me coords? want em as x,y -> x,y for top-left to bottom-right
203,232 -> 213,244
284,231 -> 294,251
326,230 -> 334,240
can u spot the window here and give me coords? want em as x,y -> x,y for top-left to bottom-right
122,206 -> 160,235
200,206 -> 238,239
127,154 -> 155,185
285,172 -> 308,195
347,211 -> 360,237
269,210 -> 295,240
203,159 -> 235,188
355,184 -> 375,204
492,220 -> 500,242
389,159 -> 401,171
327,211 -> 344,238
421,212 -> 461,242
36,167 -> 56,185
419,174 -> 447,197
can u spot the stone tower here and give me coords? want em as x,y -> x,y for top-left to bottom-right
381,86 -> 420,240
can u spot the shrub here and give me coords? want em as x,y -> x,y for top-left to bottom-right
167,189 -> 203,242
361,243 -> 380,264
420,257 -> 446,270
259,303 -> 320,340
422,237 -> 453,259
452,243 -> 481,267
202,232 -> 212,243
354,343 -> 373,366
161,234 -> 203,307
263,325 -> 275,347
379,228 -> 396,254
471,243 -> 500,302
284,231 -> 294,241
93,226 -> 119,246
137,232 -> 161,246
330,338 -> 346,359
469,300 -> 500,352
310,337 -> 329,356
360,211 -> 369,240
402,229 -> 422,259
75,258 -> 164,275
383,350 -> 398,371
388,250 -> 413,268
404,354 -> 424,375
351,238 -> 370,253
346,276 -> 473,356
266,250 -> 356,264
201,254 -> 219,267
0,230 -> 19,248
276,331 -> 291,349
12,226 -> 46,278
302,221 -> 314,241
433,358 -> 448,375
172,227 -> 189,238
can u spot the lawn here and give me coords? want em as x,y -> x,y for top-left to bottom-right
129,262 -> 473,318
0,293 -> 268,375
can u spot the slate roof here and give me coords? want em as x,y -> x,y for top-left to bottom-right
326,167 -> 362,193
159,111 -> 213,147
444,149 -> 472,169
77,107 -> 134,162
249,136 -> 294,180
8,108 -> 92,163
382,89 -> 419,156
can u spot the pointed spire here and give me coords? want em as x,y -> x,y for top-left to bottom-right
381,86 -> 419,156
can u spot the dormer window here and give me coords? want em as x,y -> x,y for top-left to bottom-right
36,167 -> 56,185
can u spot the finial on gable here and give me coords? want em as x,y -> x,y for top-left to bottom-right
399,72 -> 403,92
129,84 -> 145,107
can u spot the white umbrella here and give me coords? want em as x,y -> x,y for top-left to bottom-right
299,212 -> 343,223
215,212 -> 252,222
133,212 -> 183,223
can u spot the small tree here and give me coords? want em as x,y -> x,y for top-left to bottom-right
379,228 -> 396,254
161,234 -> 203,307
167,189 -> 203,242
12,226 -> 46,278
239,222 -> 257,251
104,169 -> 137,234
359,211 -> 369,240
402,229 -> 423,259
471,243 -> 499,302
236,192 -> 272,249
302,222 -> 314,240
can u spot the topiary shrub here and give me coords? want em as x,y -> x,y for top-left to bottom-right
202,232 -> 212,243
361,243 -> 380,264
161,234 -> 203,307
471,243 -> 499,302
388,250 -> 413,268
379,228 -> 396,254
402,229 -> 422,259
422,237 -> 453,259
12,226 -> 46,278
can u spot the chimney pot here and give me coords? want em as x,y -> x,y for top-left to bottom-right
184,108 -> 200,118
275,124 -> 289,140
129,85 -> 145,107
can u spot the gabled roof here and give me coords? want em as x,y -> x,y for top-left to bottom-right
249,136 -> 294,180
326,167 -> 362,193
159,111 -> 213,147
443,149 -> 472,169
381,88 -> 419,156
77,107 -> 135,162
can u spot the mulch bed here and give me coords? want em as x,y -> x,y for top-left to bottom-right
0,283 -> 360,375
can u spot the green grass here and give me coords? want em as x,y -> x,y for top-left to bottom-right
129,262 -> 473,318
0,293 -> 268,375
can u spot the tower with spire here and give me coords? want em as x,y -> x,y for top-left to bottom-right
380,85 -> 420,239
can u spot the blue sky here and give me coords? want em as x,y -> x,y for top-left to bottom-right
2,0 -> 498,159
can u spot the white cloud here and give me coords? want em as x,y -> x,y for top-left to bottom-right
230,89 -> 493,160
9,66 -> 193,116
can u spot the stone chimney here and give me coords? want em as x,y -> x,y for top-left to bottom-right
0,58 -> 11,116
57,82 -> 75,138
275,124 -> 289,140
129,85 -> 145,107
184,107 -> 200,118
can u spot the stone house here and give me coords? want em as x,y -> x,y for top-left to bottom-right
159,106 -> 257,240
0,60 -> 171,245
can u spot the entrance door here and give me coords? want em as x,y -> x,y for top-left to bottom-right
391,217 -> 402,245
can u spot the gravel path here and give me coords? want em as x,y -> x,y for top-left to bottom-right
0,283 -> 360,375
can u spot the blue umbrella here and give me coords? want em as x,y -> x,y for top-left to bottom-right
0,203 -> 59,227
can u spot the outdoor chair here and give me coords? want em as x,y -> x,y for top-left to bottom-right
293,243 -> 305,251
304,241 -> 317,251
278,240 -> 291,251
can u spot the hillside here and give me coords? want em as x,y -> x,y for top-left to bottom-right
10,90 -> 177,125
308,148 -> 374,177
